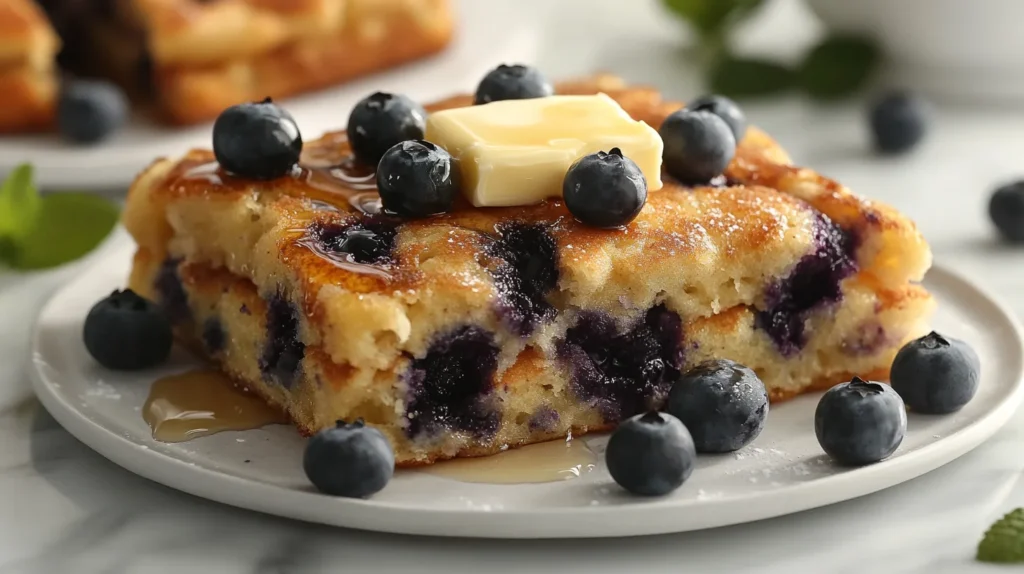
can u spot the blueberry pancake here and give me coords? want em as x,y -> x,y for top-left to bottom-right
14,0 -> 453,129
123,75 -> 934,465
0,0 -> 60,133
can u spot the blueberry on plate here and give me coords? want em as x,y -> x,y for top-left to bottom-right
346,92 -> 427,165
83,289 -> 173,370
474,64 -> 553,105
815,377 -> 906,466
213,97 -> 302,180
868,91 -> 928,155
989,181 -> 1024,243
376,140 -> 459,217
686,94 -> 747,143
562,147 -> 647,228
57,80 -> 128,144
666,359 -> 769,453
659,109 -> 736,185
303,419 -> 395,498
890,331 -> 980,414
605,411 -> 696,496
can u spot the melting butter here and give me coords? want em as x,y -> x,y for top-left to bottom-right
425,94 -> 663,207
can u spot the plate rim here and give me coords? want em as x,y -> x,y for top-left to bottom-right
29,260 -> 1024,539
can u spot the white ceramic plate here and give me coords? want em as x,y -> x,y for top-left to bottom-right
30,238 -> 1024,539
0,0 -> 542,191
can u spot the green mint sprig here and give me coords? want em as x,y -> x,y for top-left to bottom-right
661,0 -> 881,100
0,164 -> 119,270
978,508 -> 1024,563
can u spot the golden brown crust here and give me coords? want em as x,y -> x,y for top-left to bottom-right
0,0 -> 59,133
0,0 -> 59,67
149,0 -> 455,124
0,64 -> 56,133
135,76 -> 929,299
2,0 -> 453,131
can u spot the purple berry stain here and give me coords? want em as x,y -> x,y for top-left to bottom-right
527,407 -> 560,431
154,258 -> 189,321
755,212 -> 858,356
308,216 -> 399,266
202,317 -> 225,354
487,223 -> 559,336
557,304 -> 684,422
404,325 -> 501,439
259,293 -> 304,387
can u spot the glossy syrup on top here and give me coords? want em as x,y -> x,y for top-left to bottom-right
169,135 -> 397,279
174,158 -> 381,216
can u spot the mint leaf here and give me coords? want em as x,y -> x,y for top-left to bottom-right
5,193 -> 119,270
661,0 -> 764,35
799,35 -> 881,100
709,56 -> 796,98
978,508 -> 1024,563
0,164 -> 42,241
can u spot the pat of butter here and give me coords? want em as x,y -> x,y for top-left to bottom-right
424,93 -> 663,207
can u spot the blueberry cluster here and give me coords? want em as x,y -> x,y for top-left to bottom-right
606,329 -> 981,496
659,95 -> 743,185
815,331 -> 979,467
349,64 -> 555,219
606,359 -> 769,496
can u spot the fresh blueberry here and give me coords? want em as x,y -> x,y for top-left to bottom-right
303,419 -> 395,498
346,92 -> 426,165
562,148 -> 647,228
686,95 -> 747,143
605,411 -> 696,496
868,91 -> 928,155
815,377 -> 906,466
989,181 -> 1024,243
474,64 -> 553,105
666,359 -> 769,453
890,331 -> 980,414
659,109 -> 736,184
83,289 -> 173,370
376,140 -> 459,217
57,80 -> 128,144
213,97 -> 302,180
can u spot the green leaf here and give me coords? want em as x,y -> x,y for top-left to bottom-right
798,35 -> 881,100
0,163 -> 42,241
5,193 -> 119,270
708,56 -> 797,98
978,508 -> 1024,563
661,0 -> 764,35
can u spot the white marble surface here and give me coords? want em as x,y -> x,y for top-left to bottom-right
5,0 -> 1024,572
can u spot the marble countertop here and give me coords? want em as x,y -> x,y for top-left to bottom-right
5,1 -> 1024,572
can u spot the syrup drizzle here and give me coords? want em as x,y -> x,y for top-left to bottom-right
294,234 -> 394,280
178,161 -> 223,186
143,369 -> 288,442
176,154 -> 393,276
177,158 -> 381,215
420,438 -> 597,484
295,162 -> 382,215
